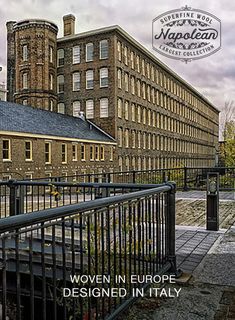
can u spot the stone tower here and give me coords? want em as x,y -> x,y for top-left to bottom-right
6,19 -> 58,110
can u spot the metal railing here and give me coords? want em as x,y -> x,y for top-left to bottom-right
29,167 -> 235,191
0,180 -> 165,219
0,182 -> 176,320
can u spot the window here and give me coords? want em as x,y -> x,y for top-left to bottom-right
118,98 -> 122,118
86,43 -> 94,61
86,100 -> 94,119
131,103 -> 135,122
73,45 -> 80,64
132,131 -> 136,148
131,77 -> 135,94
23,45 -> 28,61
100,68 -> 108,87
57,75 -> 64,93
2,140 -> 11,161
49,46 -> 53,63
130,51 -> 134,69
117,41 -> 121,61
73,72 -> 80,91
22,99 -> 28,106
25,141 -> 32,161
100,146 -> 105,160
142,82 -> 146,99
124,101 -> 129,120
50,100 -> 54,111
90,145 -> 94,160
62,144 -> 67,163
137,80 -> 141,97
142,59 -> 145,76
57,103 -> 65,114
73,101 -> 80,117
57,49 -> 64,66
118,128 -> 123,147
100,98 -> 108,118
117,69 -> 122,88
100,39 -> 108,59
81,144 -> 86,161
124,46 -> 128,65
22,73 -> 28,89
45,142 -> 51,164
124,73 -> 129,91
95,146 -> 99,160
49,73 -> 53,90
125,129 -> 129,148
136,55 -> 140,72
137,106 -> 141,123
72,143 -> 78,161
110,146 -> 114,161
86,70 -> 94,89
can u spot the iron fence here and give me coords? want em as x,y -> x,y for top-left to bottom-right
0,182 -> 176,320
0,180 -> 164,219
30,167 -> 235,191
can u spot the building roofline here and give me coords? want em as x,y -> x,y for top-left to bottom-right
87,119 -> 115,142
58,24 -> 219,113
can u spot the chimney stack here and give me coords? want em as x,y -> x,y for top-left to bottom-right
63,14 -> 75,36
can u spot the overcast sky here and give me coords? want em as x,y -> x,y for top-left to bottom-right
0,0 -> 235,117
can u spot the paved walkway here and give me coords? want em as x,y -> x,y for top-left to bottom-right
176,191 -> 235,201
175,227 -> 223,273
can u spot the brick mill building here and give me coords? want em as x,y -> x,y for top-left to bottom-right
4,14 -> 220,177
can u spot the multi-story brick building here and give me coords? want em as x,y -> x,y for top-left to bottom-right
0,101 -> 116,179
6,15 -> 220,172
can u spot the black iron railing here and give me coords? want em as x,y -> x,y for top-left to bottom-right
0,180 -> 165,219
0,182 -> 176,320
29,167 -> 235,191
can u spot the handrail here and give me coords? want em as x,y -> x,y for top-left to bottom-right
0,183 -> 174,233
1,180 -> 168,188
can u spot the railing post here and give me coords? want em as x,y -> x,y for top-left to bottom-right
132,171 -> 136,184
166,182 -> 179,275
9,179 -> 17,216
183,166 -> 188,191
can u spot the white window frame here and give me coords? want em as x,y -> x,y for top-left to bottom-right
72,143 -> 78,161
73,101 -> 81,117
86,100 -> 94,119
61,143 -> 67,164
23,45 -> 28,62
86,43 -> 94,62
100,98 -> 108,118
45,141 -> 52,164
100,68 -> 108,87
2,139 -> 11,161
22,73 -> 28,89
57,103 -> 65,114
73,72 -> 80,91
86,70 -> 94,89
73,45 -> 80,64
25,140 -> 32,161
99,39 -> 108,59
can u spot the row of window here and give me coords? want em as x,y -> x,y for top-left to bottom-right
117,100 -> 217,143
57,98 -> 109,119
117,70 -> 217,128
57,67 -> 108,92
118,156 -> 214,172
57,39 -> 108,66
2,140 -> 114,163
116,41 -> 217,122
117,129 -> 214,154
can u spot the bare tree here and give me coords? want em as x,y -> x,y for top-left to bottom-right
219,100 -> 235,140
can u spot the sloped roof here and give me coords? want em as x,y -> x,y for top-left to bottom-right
0,101 -> 115,143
